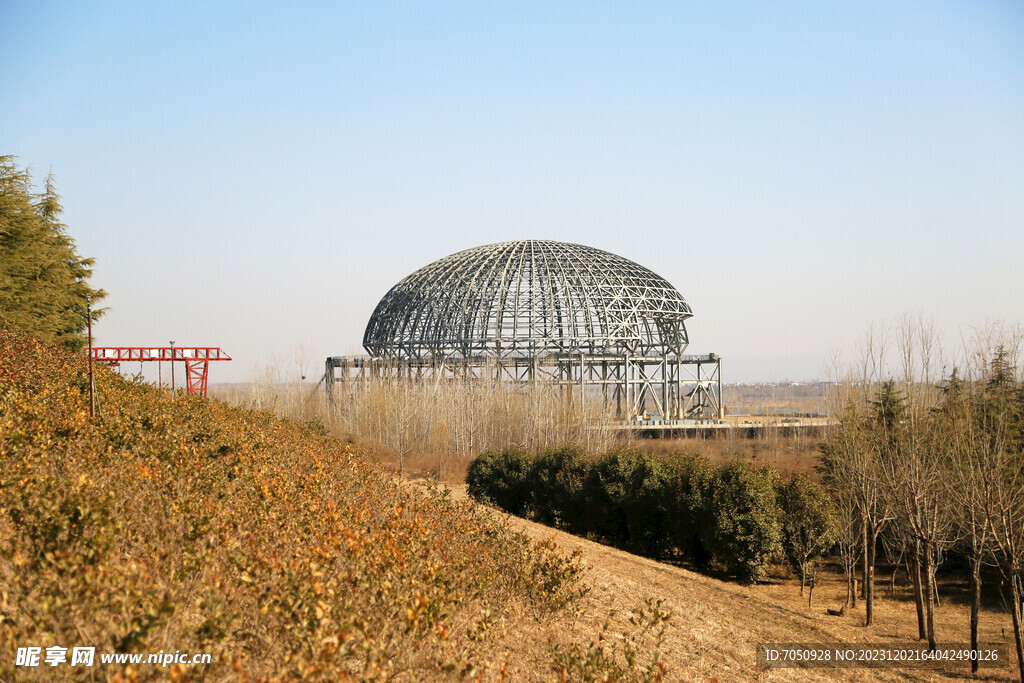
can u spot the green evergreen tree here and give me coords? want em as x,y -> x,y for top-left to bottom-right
702,460 -> 783,583
0,156 -> 106,349
778,474 -> 837,597
871,378 -> 906,438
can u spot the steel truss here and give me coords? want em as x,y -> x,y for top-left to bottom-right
89,347 -> 231,397
335,240 -> 723,421
364,240 -> 694,360
325,352 -> 721,420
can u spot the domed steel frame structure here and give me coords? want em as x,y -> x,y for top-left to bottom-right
327,240 -> 721,420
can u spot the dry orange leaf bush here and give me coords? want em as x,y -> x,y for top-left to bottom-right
0,327 -> 626,681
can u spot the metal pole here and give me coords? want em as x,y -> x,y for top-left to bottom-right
717,356 -> 724,419
325,358 -> 334,404
170,341 -> 176,398
662,352 -> 668,420
580,351 -> 585,415
87,299 -> 95,418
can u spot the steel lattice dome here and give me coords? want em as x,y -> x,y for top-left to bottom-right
363,240 -> 693,359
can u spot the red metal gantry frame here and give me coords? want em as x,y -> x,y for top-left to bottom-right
88,347 -> 232,397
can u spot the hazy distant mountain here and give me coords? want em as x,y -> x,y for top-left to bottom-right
721,355 -> 827,384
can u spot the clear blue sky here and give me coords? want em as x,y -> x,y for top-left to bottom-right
3,1 -> 1022,382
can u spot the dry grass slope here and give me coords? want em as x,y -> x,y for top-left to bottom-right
0,327 -> 671,681
471,485 -> 1019,682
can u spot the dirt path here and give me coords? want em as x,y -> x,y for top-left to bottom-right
441,484 -> 1016,682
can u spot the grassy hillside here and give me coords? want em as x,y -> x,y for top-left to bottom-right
0,327 -> 656,681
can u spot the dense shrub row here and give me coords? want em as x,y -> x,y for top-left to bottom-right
468,448 -> 832,584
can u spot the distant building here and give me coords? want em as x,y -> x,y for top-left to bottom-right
327,240 -> 722,420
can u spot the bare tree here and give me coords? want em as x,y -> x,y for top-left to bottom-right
942,363 -> 995,674
831,482 -> 861,609
822,320 -> 1024,671
872,320 -> 955,650
970,336 -> 1024,681
819,386 -> 890,626
878,526 -> 906,598
876,388 -> 955,651
820,327 -> 896,627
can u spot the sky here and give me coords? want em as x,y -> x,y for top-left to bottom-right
2,1 -> 1023,383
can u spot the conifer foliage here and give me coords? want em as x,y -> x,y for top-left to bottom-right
0,156 -> 105,349
467,448 -> 797,583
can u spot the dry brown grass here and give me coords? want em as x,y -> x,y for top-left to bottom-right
215,370 -> 627,481
447,481 -> 1019,682
215,371 -> 834,483
638,431 -> 822,477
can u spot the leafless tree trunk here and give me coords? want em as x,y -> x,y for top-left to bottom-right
1009,572 -> 1024,681
862,512 -> 870,603
969,546 -> 983,673
865,519 -> 881,627
880,528 -> 905,598
832,486 -> 860,609
910,540 -> 926,640
922,538 -> 938,651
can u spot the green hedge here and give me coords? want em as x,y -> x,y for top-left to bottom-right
703,460 -> 783,583
465,450 -> 535,516
468,448 -> 805,583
